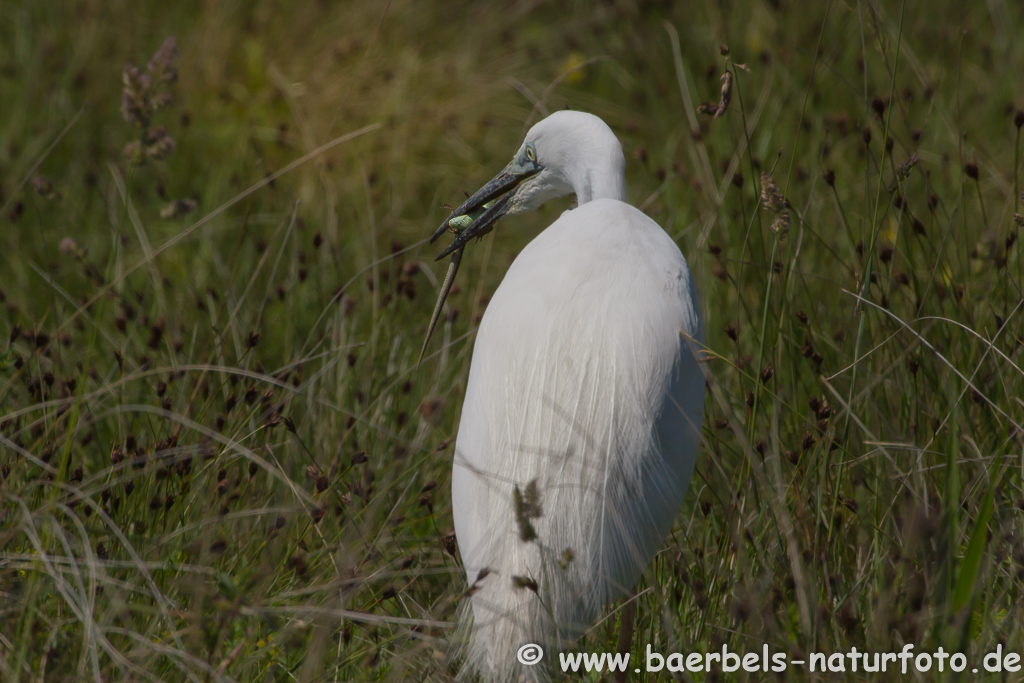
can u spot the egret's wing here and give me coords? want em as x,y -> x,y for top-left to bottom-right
452,200 -> 704,638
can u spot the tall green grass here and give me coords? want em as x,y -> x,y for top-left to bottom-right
2,0 -> 1023,680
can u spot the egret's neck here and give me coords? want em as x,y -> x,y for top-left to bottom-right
577,170 -> 627,205
571,152 -> 627,206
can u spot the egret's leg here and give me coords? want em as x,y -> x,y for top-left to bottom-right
614,589 -> 637,683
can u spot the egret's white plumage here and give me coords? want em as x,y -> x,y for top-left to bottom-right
441,111 -> 704,681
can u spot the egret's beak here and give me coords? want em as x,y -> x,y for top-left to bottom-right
418,161 -> 540,367
428,164 -> 541,258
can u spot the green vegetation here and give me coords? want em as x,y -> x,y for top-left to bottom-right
2,0 -> 1023,680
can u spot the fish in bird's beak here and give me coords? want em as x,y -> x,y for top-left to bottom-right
428,162 -> 542,254
418,152 -> 543,366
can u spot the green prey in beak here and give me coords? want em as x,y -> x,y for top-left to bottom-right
418,149 -> 543,366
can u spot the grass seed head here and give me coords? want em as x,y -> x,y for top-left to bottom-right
513,479 -> 543,542
512,575 -> 538,593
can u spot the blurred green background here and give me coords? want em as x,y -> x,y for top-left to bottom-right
2,0 -> 1024,680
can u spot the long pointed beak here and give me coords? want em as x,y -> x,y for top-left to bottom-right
429,165 -> 540,245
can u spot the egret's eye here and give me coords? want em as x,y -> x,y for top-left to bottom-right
525,145 -> 536,162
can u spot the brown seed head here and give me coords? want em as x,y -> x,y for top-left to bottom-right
715,71 -> 732,119
441,531 -> 458,557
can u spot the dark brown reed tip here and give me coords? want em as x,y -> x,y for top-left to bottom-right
964,162 -> 979,180
809,396 -> 822,412
441,531 -> 458,557
724,323 -> 737,341
719,43 -> 730,56
824,168 -> 835,187
871,96 -> 886,117
1016,110 -> 1024,129
760,364 -> 775,384
862,126 -> 872,145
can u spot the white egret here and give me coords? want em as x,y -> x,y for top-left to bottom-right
426,111 -> 705,681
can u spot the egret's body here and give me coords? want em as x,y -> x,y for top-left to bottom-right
435,112 -> 704,681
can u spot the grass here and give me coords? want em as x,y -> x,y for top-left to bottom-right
2,0 -> 1024,680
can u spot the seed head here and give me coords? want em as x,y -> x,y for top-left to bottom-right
121,65 -> 152,127
697,69 -> 734,119
513,479 -> 543,543
759,173 -> 784,213
121,37 -> 179,131
58,237 -> 79,255
441,531 -> 458,557
160,198 -> 196,220
147,37 -> 179,87
759,173 -> 791,237
871,96 -> 886,117
715,71 -> 732,119
31,175 -> 61,201
144,127 -> 175,160
770,211 -> 791,237
512,575 -> 538,593
893,155 -> 919,189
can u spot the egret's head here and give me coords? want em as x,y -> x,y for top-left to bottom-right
430,111 -> 626,258
510,110 -> 626,212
